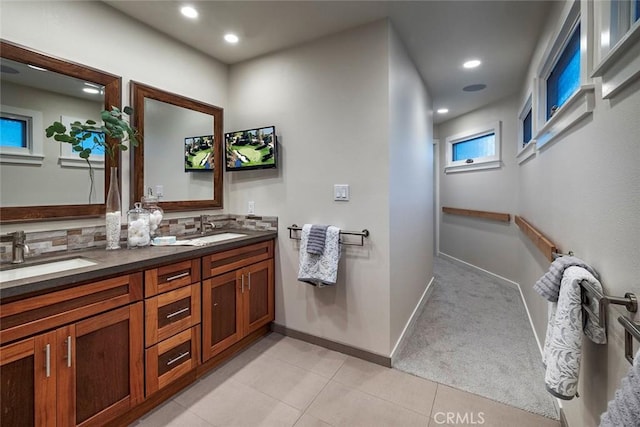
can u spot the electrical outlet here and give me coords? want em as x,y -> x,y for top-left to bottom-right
155,185 -> 164,198
248,201 -> 255,215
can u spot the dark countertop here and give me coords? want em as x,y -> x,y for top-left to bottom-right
0,229 -> 277,302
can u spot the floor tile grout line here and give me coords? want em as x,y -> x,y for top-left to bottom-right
295,376 -> 336,427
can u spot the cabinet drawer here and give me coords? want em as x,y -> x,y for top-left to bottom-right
0,273 -> 143,345
144,258 -> 201,297
145,284 -> 200,347
145,326 -> 200,396
202,240 -> 273,279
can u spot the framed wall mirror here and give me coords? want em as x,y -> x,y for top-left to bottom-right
130,82 -> 223,211
0,40 -> 122,222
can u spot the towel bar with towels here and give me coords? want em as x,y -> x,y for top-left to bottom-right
552,251 -> 638,330
618,316 -> 640,364
287,224 -> 370,247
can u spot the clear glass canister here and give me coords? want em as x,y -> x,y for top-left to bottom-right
142,194 -> 164,237
127,202 -> 150,248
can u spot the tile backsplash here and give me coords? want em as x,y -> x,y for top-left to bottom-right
0,214 -> 277,262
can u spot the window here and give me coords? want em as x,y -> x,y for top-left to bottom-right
534,0 -> 594,149
58,116 -> 105,169
522,109 -> 532,147
0,105 -> 44,165
0,116 -> 28,148
445,121 -> 501,173
546,24 -> 581,119
593,0 -> 640,98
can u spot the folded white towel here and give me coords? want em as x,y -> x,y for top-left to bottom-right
600,349 -> 640,427
298,224 -> 341,287
542,266 -> 607,400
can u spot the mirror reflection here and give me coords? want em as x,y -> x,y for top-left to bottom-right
144,98 -> 215,202
0,58 -> 105,206
131,82 -> 223,211
0,40 -> 121,222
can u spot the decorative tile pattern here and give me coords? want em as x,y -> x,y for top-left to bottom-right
0,213 -> 278,262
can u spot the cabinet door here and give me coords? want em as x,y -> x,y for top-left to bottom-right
63,303 -> 144,427
242,259 -> 274,336
0,332 -> 57,427
202,271 -> 242,361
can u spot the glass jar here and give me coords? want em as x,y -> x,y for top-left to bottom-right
142,195 -> 164,237
127,202 -> 150,248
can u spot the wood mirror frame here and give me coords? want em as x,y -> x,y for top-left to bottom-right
0,41 -> 122,222
130,82 -> 223,211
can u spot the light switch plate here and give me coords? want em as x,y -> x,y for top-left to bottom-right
334,184 -> 350,201
248,200 -> 255,215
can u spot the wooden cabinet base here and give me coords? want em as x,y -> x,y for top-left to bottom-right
104,324 -> 270,427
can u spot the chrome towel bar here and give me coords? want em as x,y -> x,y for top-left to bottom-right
618,316 -> 640,364
287,224 -> 370,247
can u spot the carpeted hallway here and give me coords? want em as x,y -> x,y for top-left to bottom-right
393,256 -> 559,420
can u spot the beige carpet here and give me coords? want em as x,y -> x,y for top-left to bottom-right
393,256 -> 559,420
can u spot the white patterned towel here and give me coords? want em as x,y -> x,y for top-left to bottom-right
600,349 -> 640,427
298,224 -> 341,287
542,266 -> 607,400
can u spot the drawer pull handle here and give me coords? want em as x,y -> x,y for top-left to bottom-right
65,336 -> 72,368
166,307 -> 190,319
167,351 -> 190,366
166,271 -> 189,282
241,274 -> 245,293
45,344 -> 51,378
248,272 -> 251,290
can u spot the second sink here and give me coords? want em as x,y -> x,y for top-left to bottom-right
191,232 -> 247,244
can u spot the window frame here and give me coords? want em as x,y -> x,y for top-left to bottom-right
534,0 -> 595,149
517,94 -> 536,164
592,0 -> 640,98
445,121 -> 501,174
0,105 -> 44,165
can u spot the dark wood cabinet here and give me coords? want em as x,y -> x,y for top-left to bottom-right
202,242 -> 274,362
0,282 -> 144,427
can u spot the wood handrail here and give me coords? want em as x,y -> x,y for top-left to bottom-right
514,215 -> 558,262
442,207 -> 511,223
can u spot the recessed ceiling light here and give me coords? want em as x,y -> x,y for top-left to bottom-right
463,59 -> 482,69
180,5 -> 198,19
224,33 -> 239,44
27,64 -> 47,71
437,108 -> 449,114
83,88 -> 100,94
463,84 -> 487,92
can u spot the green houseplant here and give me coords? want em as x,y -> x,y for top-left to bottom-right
45,106 -> 140,250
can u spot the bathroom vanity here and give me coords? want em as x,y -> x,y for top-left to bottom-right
0,230 -> 276,426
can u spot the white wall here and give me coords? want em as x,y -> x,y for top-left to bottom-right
1,81 -> 104,206
0,0 -> 228,232
227,20 -> 395,356
437,1 -> 640,425
436,95 -> 521,281
515,2 -> 640,424
144,98 -> 214,202
387,26 -> 434,351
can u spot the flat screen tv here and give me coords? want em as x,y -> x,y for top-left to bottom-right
184,135 -> 214,172
225,125 -> 277,171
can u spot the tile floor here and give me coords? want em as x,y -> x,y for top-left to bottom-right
132,333 -> 560,427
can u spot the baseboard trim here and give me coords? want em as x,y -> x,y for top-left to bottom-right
438,252 -> 520,289
271,323 -> 392,367
390,276 -> 435,364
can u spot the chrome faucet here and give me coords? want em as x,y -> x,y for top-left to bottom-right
199,215 -> 216,235
1,231 -> 29,264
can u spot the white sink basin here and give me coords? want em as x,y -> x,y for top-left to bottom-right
191,232 -> 247,244
0,257 -> 97,283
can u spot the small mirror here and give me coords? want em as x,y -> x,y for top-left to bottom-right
131,82 -> 223,211
0,40 -> 121,222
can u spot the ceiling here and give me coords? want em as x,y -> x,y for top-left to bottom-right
104,1 -> 552,124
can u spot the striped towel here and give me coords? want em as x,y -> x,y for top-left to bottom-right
534,255 -> 599,302
307,225 -> 329,255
